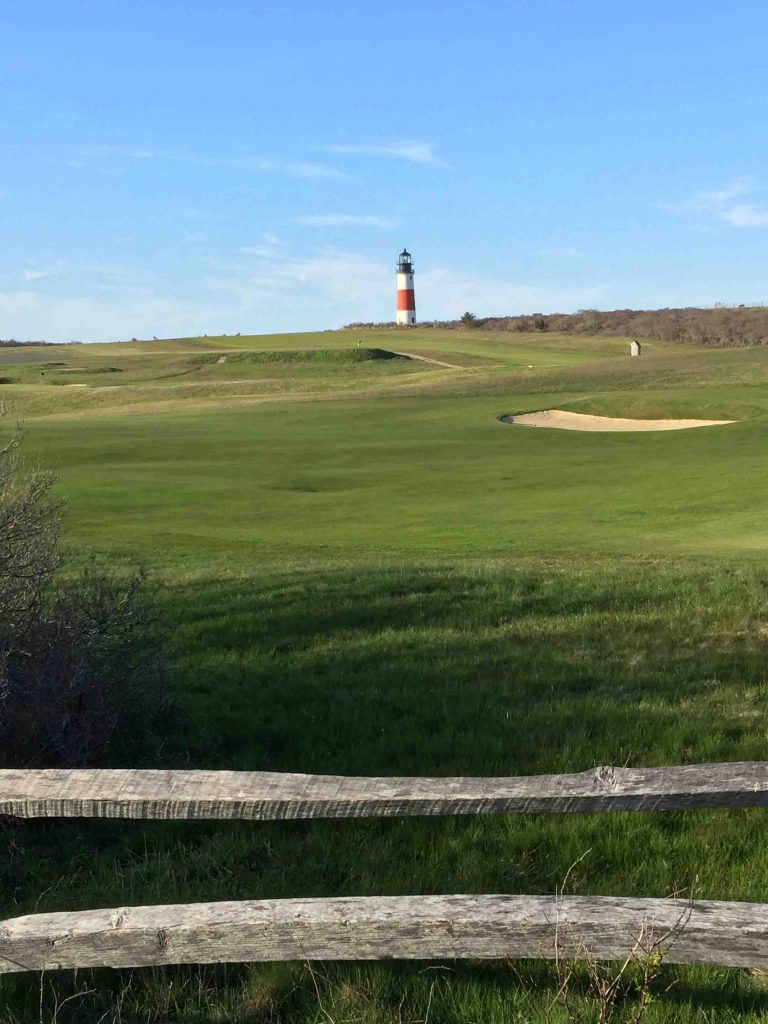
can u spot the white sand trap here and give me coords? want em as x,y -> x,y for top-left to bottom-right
501,409 -> 736,432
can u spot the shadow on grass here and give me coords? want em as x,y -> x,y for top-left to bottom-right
167,562 -> 768,776
4,561 -> 768,1021
5,958 -> 768,1024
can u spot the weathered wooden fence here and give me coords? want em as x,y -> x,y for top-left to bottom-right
2,761 -> 767,975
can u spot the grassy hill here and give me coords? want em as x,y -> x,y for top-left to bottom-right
3,328 -> 768,1021
3,328 -> 767,565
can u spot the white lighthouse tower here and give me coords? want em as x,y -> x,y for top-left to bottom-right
396,248 -> 416,325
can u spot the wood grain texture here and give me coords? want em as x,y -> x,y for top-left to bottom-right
2,762 -> 768,821
1,895 -> 765,974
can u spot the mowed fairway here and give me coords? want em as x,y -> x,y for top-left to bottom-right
4,329 -> 768,1022
9,329 -> 768,565
17,392 -> 768,565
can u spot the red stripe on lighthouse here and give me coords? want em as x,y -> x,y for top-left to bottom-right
397,289 -> 416,311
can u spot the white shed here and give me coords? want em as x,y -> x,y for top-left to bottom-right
630,340 -> 642,357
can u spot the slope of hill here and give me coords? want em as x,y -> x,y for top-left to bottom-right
4,326 -> 768,1022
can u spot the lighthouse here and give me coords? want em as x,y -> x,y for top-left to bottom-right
396,248 -> 416,325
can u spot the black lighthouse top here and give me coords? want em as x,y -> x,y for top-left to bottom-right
397,249 -> 414,274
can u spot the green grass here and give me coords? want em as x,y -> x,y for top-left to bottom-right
16,385 -> 768,568
3,328 -> 768,1021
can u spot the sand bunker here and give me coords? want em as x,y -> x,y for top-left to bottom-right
501,409 -> 735,432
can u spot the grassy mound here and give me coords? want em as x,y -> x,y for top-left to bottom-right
57,366 -> 123,374
197,347 -> 403,366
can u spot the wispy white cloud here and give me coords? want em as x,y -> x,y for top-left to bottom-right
239,246 -> 287,259
13,262 -> 153,294
419,268 -> 603,319
79,144 -> 160,160
22,268 -> 58,282
1,249 -> 388,340
206,246 -> 602,323
542,245 -> 585,260
328,140 -> 441,165
83,264 -> 155,283
679,178 -> 768,228
718,204 -> 768,227
295,214 -> 396,228
228,157 -> 348,180
204,248 -> 390,310
700,181 -> 750,203
0,289 -> 221,342
75,145 -> 350,180
1,245 -> 602,341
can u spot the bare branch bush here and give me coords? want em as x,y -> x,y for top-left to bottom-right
0,415 -> 61,653
0,412 -> 172,767
544,921 -> 680,1024
544,856 -> 694,1023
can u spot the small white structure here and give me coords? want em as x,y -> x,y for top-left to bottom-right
630,340 -> 642,357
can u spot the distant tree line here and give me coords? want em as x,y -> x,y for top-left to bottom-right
0,339 -> 51,347
0,339 -> 83,346
344,305 -> 768,347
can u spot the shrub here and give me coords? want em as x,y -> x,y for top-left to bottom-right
0,420 -> 60,648
0,418 -> 172,768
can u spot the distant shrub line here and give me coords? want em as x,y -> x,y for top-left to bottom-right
345,306 -> 768,347
0,340 -> 53,347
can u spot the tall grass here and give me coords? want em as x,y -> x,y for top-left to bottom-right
3,560 -> 768,1021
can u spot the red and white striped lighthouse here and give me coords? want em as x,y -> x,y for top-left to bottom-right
396,248 -> 416,325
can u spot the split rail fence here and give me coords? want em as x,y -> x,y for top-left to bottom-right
2,760 -> 768,975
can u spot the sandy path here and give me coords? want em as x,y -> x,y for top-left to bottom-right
501,409 -> 735,432
392,351 -> 463,369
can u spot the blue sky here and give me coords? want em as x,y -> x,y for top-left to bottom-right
3,0 -> 768,341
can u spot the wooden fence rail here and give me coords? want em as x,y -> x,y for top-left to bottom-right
3,760 -> 768,821
1,895 -> 765,975
4,762 -> 768,976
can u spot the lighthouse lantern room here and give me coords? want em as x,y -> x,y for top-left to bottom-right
396,248 -> 416,325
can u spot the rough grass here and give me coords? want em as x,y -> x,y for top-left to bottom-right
4,328 -> 768,1021
4,562 -> 768,1021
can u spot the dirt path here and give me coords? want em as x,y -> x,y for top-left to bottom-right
392,351 -> 463,369
501,409 -> 736,432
